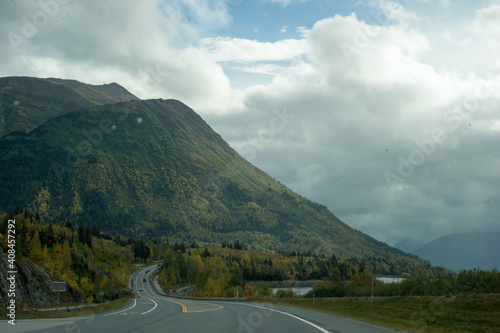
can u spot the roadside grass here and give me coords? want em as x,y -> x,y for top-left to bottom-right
10,295 -> 134,320
254,294 -> 500,333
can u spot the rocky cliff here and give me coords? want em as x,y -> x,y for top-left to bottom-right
0,249 -> 85,309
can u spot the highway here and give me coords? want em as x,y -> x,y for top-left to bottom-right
3,266 -> 402,333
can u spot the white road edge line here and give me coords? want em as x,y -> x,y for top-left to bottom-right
141,298 -> 158,315
103,298 -> 137,317
235,303 -> 329,333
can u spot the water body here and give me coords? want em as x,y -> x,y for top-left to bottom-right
272,277 -> 404,296
376,277 -> 405,284
271,287 -> 313,295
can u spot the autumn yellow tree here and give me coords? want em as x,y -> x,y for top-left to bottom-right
166,266 -> 176,286
33,188 -> 51,218
192,254 -> 204,274
28,232 -> 45,265
79,277 -> 94,302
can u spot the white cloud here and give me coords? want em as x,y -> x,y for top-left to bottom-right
306,13 -> 431,85
471,4 -> 500,35
376,0 -> 417,25
0,0 -> 234,114
224,10 -> 500,245
416,3 -> 500,74
226,63 -> 287,76
296,26 -> 309,36
261,0 -> 311,6
199,37 -> 308,63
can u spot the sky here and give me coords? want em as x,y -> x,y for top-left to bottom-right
1,0 -> 499,247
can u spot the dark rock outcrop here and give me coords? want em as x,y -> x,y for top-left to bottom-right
0,249 -> 85,308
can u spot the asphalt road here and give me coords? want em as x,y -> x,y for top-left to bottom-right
2,266 -> 404,333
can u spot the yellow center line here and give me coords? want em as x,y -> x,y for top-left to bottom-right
181,301 -> 224,313
159,296 -> 188,312
140,271 -> 223,313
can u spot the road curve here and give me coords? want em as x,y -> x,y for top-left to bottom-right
1,266 -> 401,333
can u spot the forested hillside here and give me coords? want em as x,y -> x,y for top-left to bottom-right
0,80 -> 425,262
0,209 -> 138,307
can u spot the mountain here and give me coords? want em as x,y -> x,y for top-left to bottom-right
0,77 -> 424,264
393,239 -> 419,254
0,76 -> 138,137
394,232 -> 500,271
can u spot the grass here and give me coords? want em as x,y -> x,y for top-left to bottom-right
254,294 -> 500,333
8,295 -> 134,320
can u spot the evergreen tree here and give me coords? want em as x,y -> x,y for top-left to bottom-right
179,242 -> 186,254
202,248 -> 211,258
65,220 -> 73,230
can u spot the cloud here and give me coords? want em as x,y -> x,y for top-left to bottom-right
0,0 -> 234,113
306,13 -> 431,85
471,4 -> 500,35
416,3 -> 500,74
288,164 -> 327,199
221,10 -> 500,245
199,37 -> 308,63
261,0 -> 311,6
376,0 -> 417,25
296,26 -> 309,35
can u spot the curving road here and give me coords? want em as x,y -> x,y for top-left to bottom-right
3,266 -> 401,333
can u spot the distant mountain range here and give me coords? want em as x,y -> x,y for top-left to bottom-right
0,76 -> 426,266
394,232 -> 500,271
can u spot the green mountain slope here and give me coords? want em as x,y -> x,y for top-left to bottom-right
0,78 -> 421,264
0,76 -> 138,137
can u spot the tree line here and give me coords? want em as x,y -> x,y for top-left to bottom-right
156,243 -> 447,298
307,269 -> 500,298
4,207 -> 484,306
